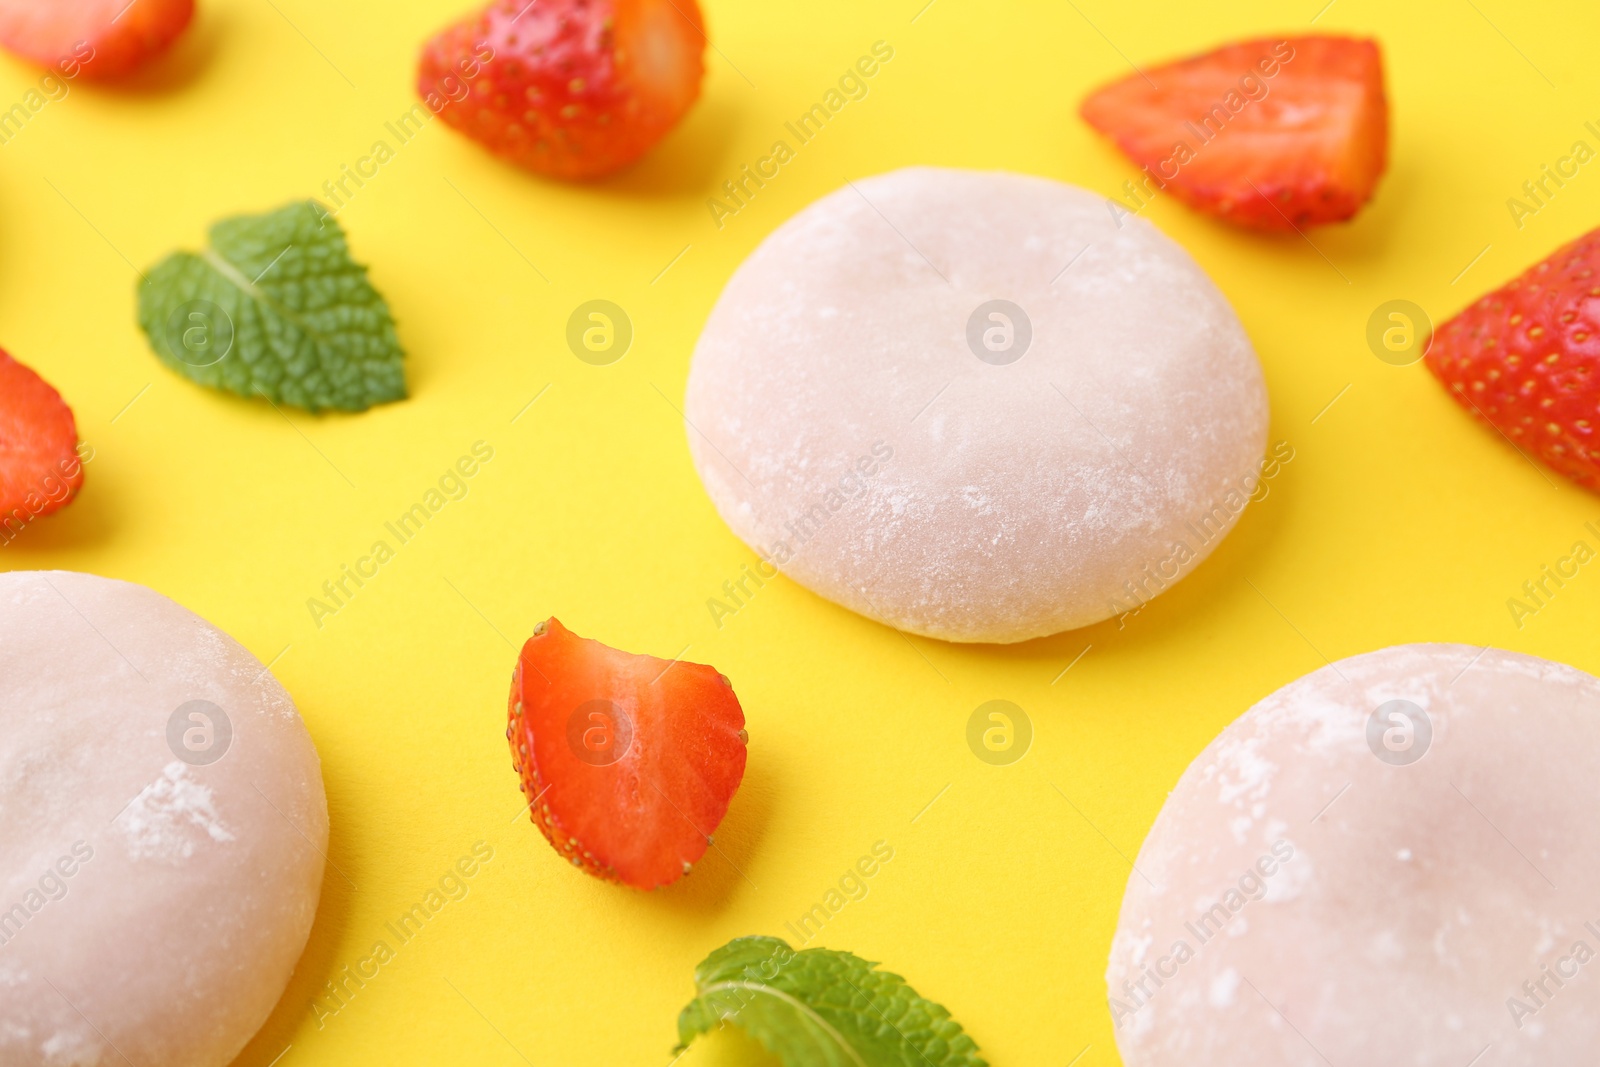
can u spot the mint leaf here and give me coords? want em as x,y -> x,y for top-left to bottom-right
137,201 -> 406,413
677,936 -> 986,1067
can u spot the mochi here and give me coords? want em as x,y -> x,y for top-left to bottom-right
685,167 -> 1268,643
0,571 -> 326,1067
1109,644 -> 1600,1066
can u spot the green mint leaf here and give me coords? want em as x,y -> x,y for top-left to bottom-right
676,936 -> 987,1067
137,201 -> 406,413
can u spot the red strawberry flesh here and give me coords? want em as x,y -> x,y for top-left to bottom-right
0,0 -> 194,79
1426,228 -> 1600,492
0,350 -> 83,524
508,618 -> 747,889
1081,35 -> 1388,230
418,0 -> 706,181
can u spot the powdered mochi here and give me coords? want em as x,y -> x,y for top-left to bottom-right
685,167 -> 1268,643
1109,644 -> 1600,1066
0,571 -> 327,1067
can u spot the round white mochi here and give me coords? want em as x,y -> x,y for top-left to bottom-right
685,167 -> 1268,643
1109,644 -> 1600,1067
0,571 -> 327,1067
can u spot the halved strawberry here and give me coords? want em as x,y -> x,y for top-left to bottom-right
0,0 -> 195,80
1426,228 -> 1600,492
508,618 -> 747,889
1081,35 -> 1388,230
418,0 -> 706,181
0,350 -> 84,529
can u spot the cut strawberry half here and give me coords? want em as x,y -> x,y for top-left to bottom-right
508,618 -> 747,889
0,350 -> 84,530
1426,227 -> 1600,492
1081,35 -> 1388,230
0,0 -> 195,80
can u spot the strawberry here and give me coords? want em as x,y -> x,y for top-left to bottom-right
507,618 -> 747,889
0,350 -> 84,531
1081,35 -> 1388,230
418,0 -> 706,181
0,0 -> 195,80
1425,229 -> 1600,492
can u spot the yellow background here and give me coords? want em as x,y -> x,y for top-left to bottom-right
4,0 -> 1599,1063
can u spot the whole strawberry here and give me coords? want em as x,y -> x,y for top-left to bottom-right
1426,228 -> 1600,491
0,0 -> 194,80
418,0 -> 706,181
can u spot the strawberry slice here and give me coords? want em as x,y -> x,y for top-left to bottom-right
0,350 -> 84,532
1081,35 -> 1388,230
0,0 -> 195,80
1426,227 -> 1600,492
508,618 -> 747,889
418,0 -> 706,181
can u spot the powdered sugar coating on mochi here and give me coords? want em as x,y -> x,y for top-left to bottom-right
0,571 -> 327,1067
684,167 -> 1269,643
1109,644 -> 1600,1067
